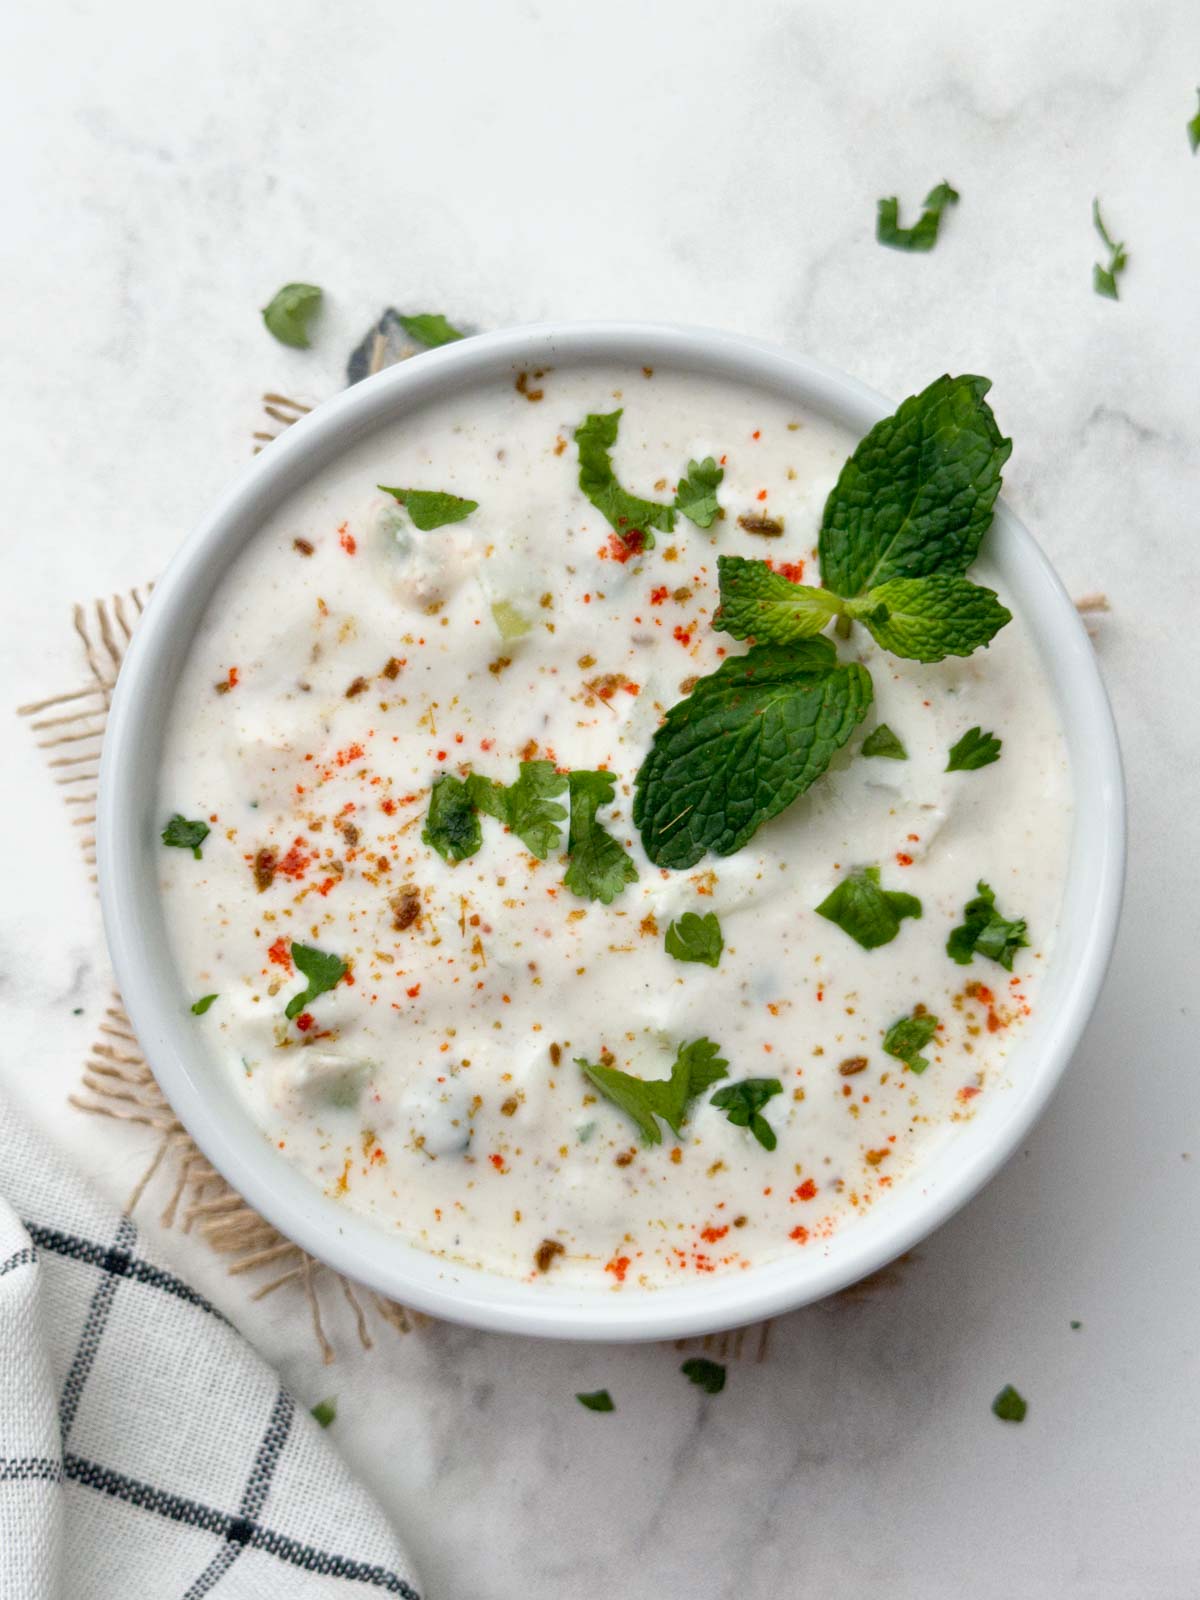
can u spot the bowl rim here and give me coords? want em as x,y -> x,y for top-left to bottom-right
98,320 -> 1125,1341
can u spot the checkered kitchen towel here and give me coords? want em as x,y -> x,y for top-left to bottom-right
0,1091 -> 421,1599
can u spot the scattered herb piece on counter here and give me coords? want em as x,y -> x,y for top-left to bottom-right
844,573 -> 1011,663
991,1384 -> 1027,1423
576,1390 -> 615,1412
578,1037 -> 728,1145
310,1398 -> 337,1428
882,1009 -> 940,1074
633,638 -> 872,869
947,881 -> 1028,971
72,1007 -> 83,1016
396,312 -> 465,347
467,760 -> 567,859
190,994 -> 218,1016
423,773 -> 483,864
574,410 -> 677,551
261,283 -> 323,348
284,944 -> 348,1021
876,181 -> 959,252
1092,200 -> 1128,300
162,814 -> 210,860
946,725 -> 1002,772
710,1078 -> 783,1151
816,866 -> 922,951
681,1357 -> 726,1394
714,554 -> 843,644
563,770 -> 638,904
861,723 -> 908,760
664,910 -> 724,968
674,456 -> 724,529
1190,90 -> 1200,154
1070,1320 -> 1083,1331
378,486 -> 479,530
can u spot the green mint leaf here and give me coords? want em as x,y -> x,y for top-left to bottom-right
633,638 -> 872,870
578,1037 -> 729,1144
396,312 -> 465,347
1190,90 -> 1200,154
378,486 -> 479,530
876,181 -> 959,252
285,943 -> 348,1020
947,880 -> 1028,971
664,911 -> 724,968
261,283 -> 322,348
310,1398 -> 337,1428
466,761 -> 567,859
681,1358 -> 726,1394
709,1077 -> 783,1151
563,770 -> 637,904
190,994 -> 218,1016
861,723 -> 907,760
162,814 -> 210,859
576,1389 -> 615,1412
815,865 -> 922,951
674,457 -> 724,529
992,1384 -> 1027,1423
883,1009 -> 940,1074
422,773 -> 483,864
574,410 -> 676,552
847,575 -> 1012,662
1092,199 -> 1128,300
818,374 -> 1011,600
714,555 -> 844,644
946,725 -> 1002,772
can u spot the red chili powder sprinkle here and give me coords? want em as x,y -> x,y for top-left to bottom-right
605,1255 -> 631,1283
701,1225 -> 729,1244
406,984 -> 421,998
338,523 -> 356,554
672,625 -> 693,646
896,852 -> 914,866
607,530 -> 645,563
436,749 -> 447,761
765,557 -> 805,583
294,1012 -> 314,1032
793,1178 -> 818,1202
335,743 -> 365,767
267,937 -> 292,970
790,1226 -> 810,1243
650,585 -> 670,605
751,429 -> 761,440
756,489 -> 768,501
489,1154 -> 505,1171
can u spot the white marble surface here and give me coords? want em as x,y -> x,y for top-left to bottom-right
4,1 -> 1200,1594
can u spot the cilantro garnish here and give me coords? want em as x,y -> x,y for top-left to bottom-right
992,1384 -> 1027,1423
396,312 -> 465,348
946,725 -> 1002,771
284,944 -> 348,1021
578,1037 -> 728,1145
422,773 -> 483,864
882,1009 -> 939,1074
467,760 -> 567,859
681,1358 -> 726,1394
563,770 -> 637,904
1092,199 -> 1128,300
861,723 -> 907,760
1190,90 -> 1200,154
876,181 -> 959,251
715,554 -> 843,644
574,410 -> 677,550
310,1398 -> 337,1428
633,638 -> 871,869
664,911 -> 723,968
576,1390 -> 615,1412
816,866 -> 922,951
947,880 -> 1028,971
674,457 -> 724,529
261,283 -> 322,348
709,1078 -> 782,1151
162,814 -> 210,859
378,486 -> 478,530
190,994 -> 218,1016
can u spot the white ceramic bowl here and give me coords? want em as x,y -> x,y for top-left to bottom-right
98,323 -> 1124,1341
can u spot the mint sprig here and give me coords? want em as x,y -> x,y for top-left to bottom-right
574,410 -> 676,551
816,865 -> 921,951
715,555 -> 843,643
876,181 -> 959,252
379,486 -> 478,530
578,1037 -> 728,1144
844,574 -> 1011,662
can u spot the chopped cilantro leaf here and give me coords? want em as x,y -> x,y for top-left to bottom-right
1190,90 -> 1200,154
1070,1320 -> 1083,1331
162,814 -> 210,859
378,486 -> 478,530
574,410 -> 676,551
310,1398 -> 337,1428
396,312 -> 465,347
563,769 -> 637,904
709,1078 -> 783,1150
861,723 -> 907,760
261,282 -> 323,348
577,1037 -> 728,1145
674,457 -> 724,529
664,911 -> 723,968
947,880 -> 1028,971
1092,199 -> 1128,300
467,760 -> 567,859
681,1357 -> 726,1394
576,1389 -> 614,1412
992,1384 -> 1027,1423
422,773 -> 483,864
876,181 -> 959,251
190,994 -> 218,1016
882,1009 -> 939,1074
946,726 -> 1002,772
284,943 -> 348,1021
815,866 -> 922,951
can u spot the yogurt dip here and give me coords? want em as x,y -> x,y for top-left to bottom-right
157,364 -> 1070,1289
